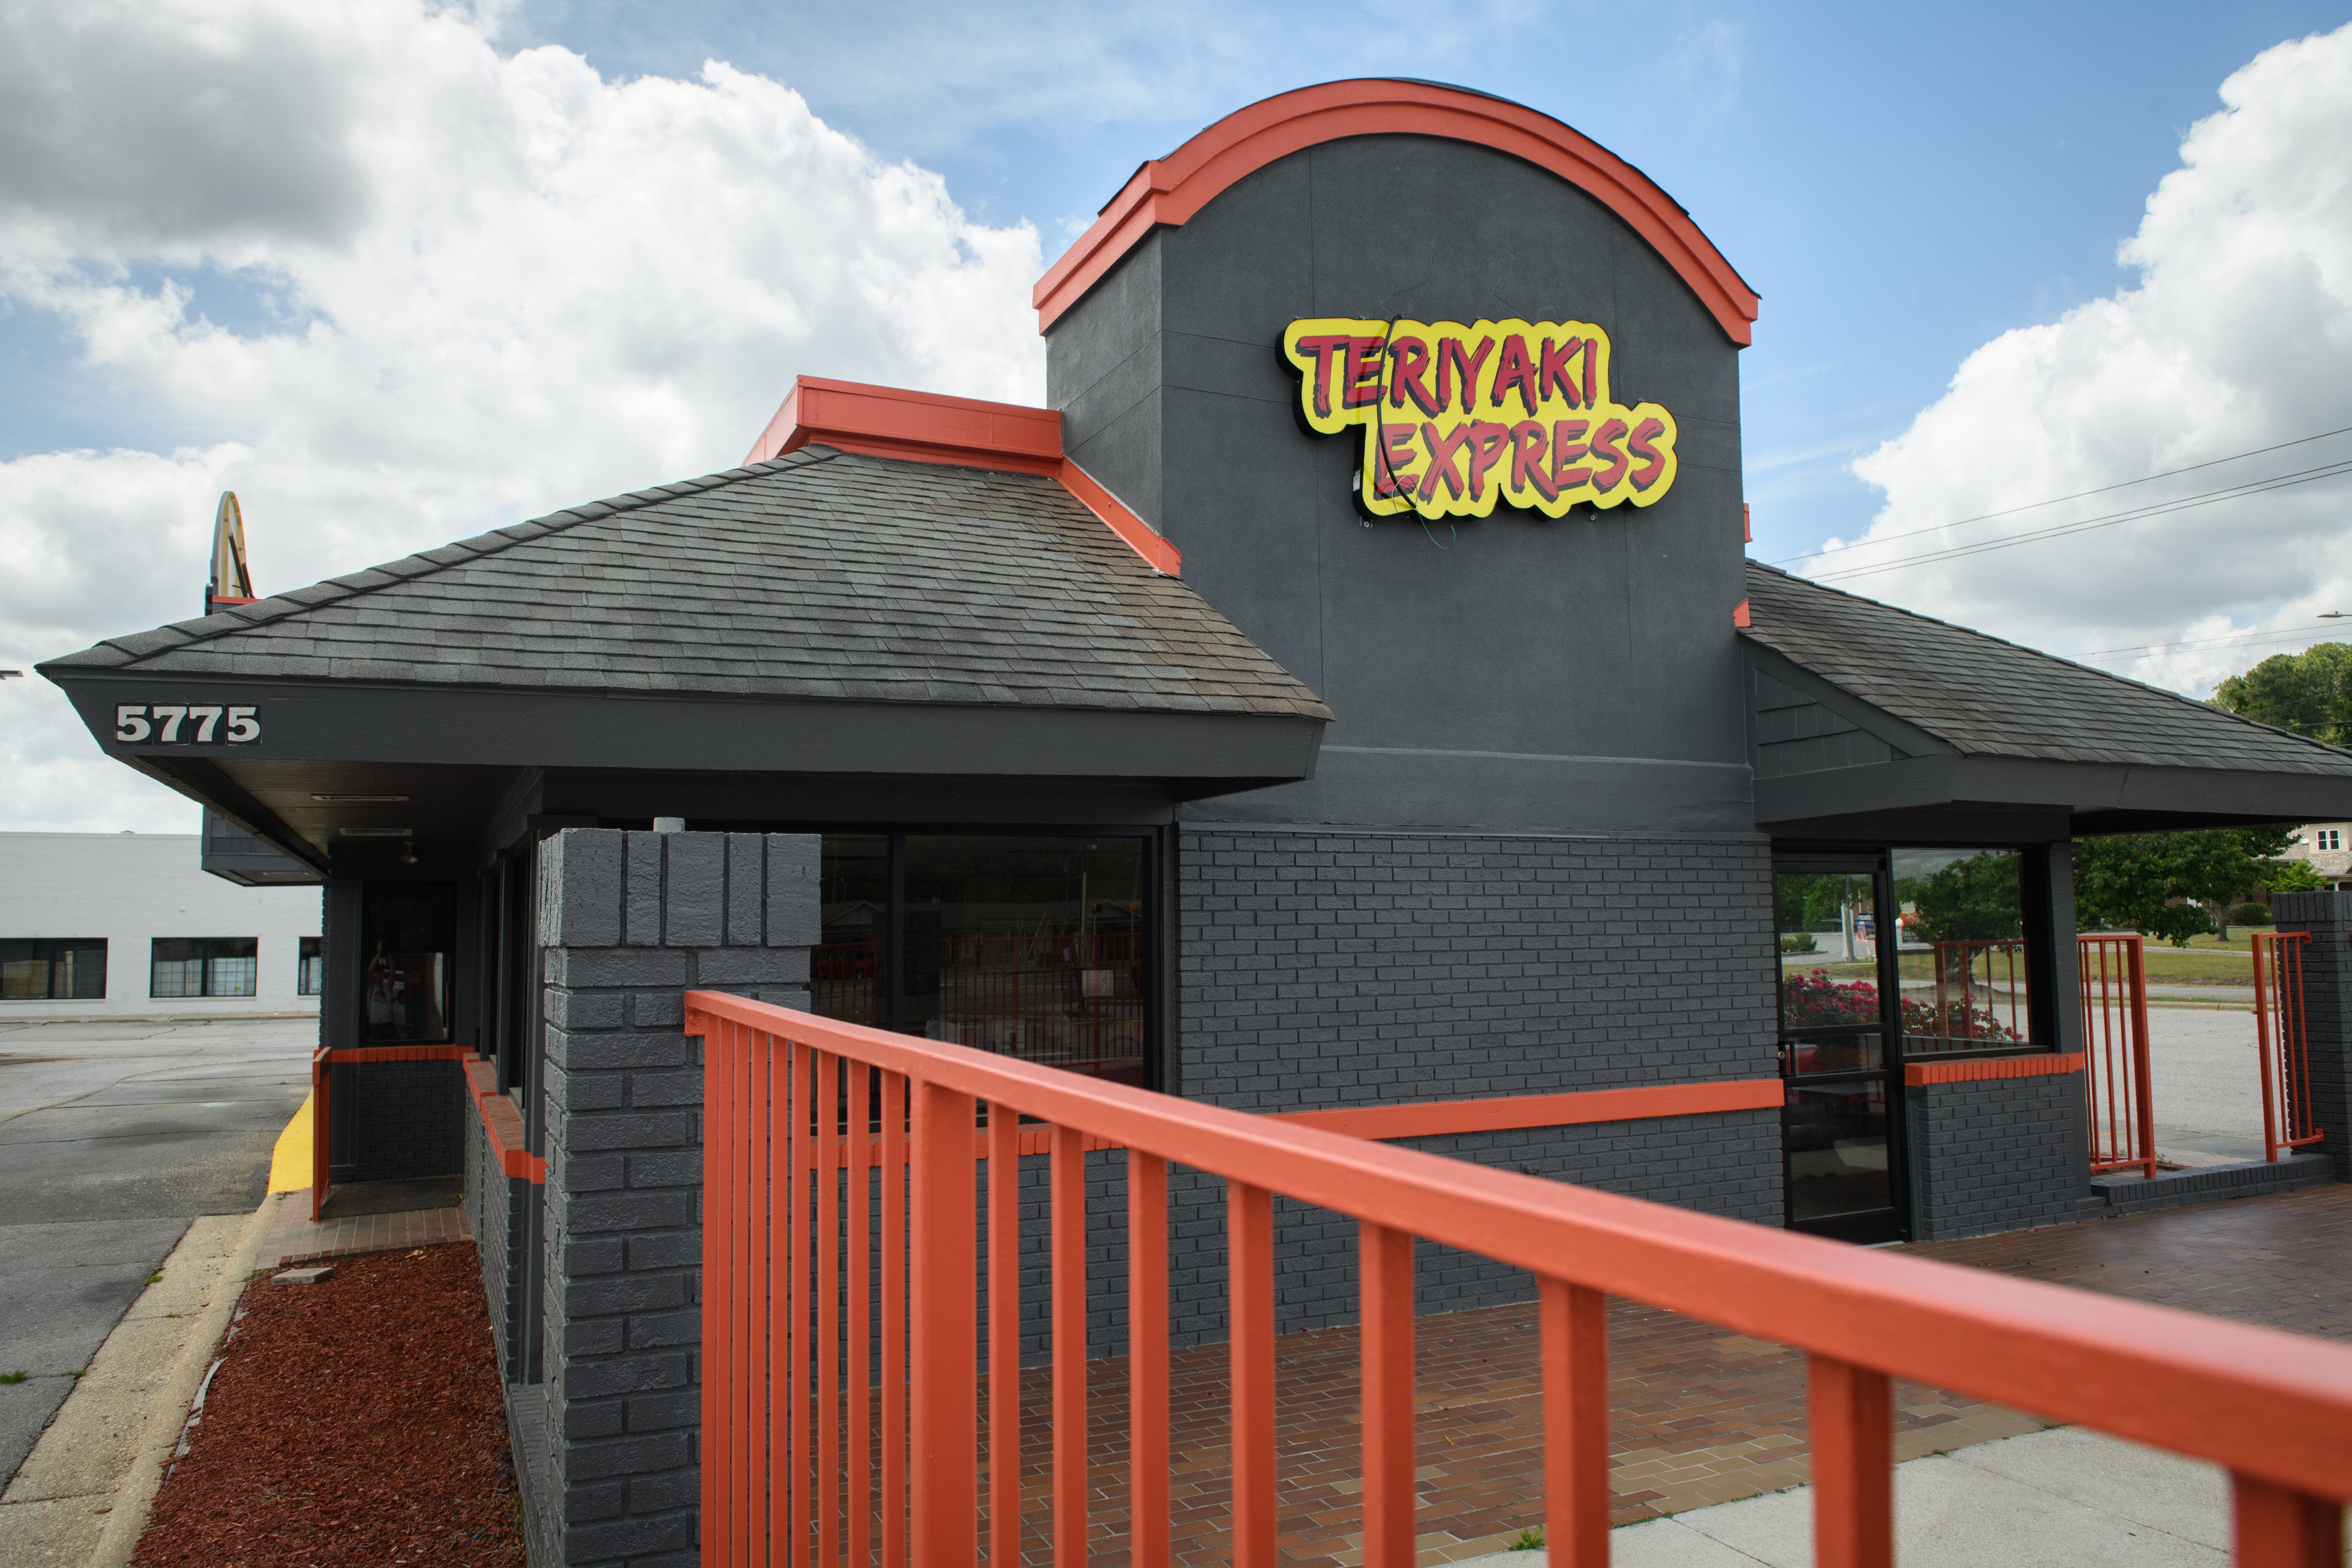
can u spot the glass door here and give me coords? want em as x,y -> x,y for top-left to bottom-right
1774,857 -> 1907,1242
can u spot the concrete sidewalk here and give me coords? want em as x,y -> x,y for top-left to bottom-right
1462,1426 -> 2348,1567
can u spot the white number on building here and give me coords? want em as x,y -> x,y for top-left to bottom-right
112,703 -> 262,745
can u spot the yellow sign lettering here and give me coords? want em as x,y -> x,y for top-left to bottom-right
1281,317 -> 1679,520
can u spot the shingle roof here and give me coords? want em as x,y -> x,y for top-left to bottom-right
1742,561 -> 2352,776
44,448 -> 1331,721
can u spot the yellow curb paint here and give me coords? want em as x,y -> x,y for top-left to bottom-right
266,1090 -> 313,1192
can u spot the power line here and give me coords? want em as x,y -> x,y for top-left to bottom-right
2083,623 -> 2351,657
1810,460 -> 2352,583
1773,422 -> 2352,567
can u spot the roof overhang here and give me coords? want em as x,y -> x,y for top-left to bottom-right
1743,640 -> 2352,839
49,668 -> 1324,866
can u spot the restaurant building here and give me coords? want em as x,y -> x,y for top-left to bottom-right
41,80 -> 2352,1567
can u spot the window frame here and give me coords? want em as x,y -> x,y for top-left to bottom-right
811,825 -> 1165,1092
149,937 -> 260,999
0,938 -> 109,1001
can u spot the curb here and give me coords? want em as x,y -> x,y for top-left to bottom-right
86,1194 -> 279,1566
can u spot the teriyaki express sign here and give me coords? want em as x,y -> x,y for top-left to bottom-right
1282,317 -> 1678,521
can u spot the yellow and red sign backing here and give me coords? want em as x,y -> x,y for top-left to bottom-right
1281,317 -> 1678,520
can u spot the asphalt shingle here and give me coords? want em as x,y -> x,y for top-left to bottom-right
1742,561 -> 2352,777
44,448 -> 1332,723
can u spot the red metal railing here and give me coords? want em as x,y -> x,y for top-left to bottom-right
2078,932 -> 2157,1179
689,990 -> 2351,1568
2251,932 -> 2325,1164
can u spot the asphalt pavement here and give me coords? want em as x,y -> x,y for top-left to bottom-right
0,1017 -> 313,1485
2143,1005 -> 2267,1166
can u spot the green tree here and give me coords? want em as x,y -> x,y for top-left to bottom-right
1906,853 -> 2023,941
2073,827 -> 2296,945
2211,641 -> 2352,747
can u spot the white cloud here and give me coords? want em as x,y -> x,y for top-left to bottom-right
0,0 -> 1047,830
1827,23 -> 2352,698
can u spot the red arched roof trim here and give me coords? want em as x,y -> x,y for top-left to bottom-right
1033,79 -> 1760,345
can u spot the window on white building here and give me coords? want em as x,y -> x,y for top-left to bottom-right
2318,828 -> 2344,852
151,938 -> 259,999
298,937 -> 324,997
1,940 -> 108,1000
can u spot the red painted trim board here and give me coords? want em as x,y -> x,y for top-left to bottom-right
1904,1052 -> 2086,1087
1034,80 -> 1760,344
743,375 -> 1181,574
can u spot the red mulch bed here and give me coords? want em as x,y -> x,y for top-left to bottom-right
135,1242 -> 526,1568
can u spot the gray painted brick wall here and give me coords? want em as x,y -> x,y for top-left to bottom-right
1159,825 -> 1783,1334
2273,891 -> 2351,1183
1905,1073 -> 2090,1240
343,1060 -> 464,1182
522,828 -> 818,1568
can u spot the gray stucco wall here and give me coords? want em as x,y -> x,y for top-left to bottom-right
507,827 -> 817,1568
2272,890 -> 2351,1182
1905,1072 -> 2092,1241
1049,135 -> 1752,837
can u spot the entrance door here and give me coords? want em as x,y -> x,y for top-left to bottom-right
1773,857 -> 1907,1242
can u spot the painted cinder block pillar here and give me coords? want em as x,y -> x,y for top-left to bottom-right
524,828 -> 818,1568
2273,889 -> 2352,1183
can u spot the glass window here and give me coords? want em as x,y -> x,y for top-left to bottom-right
362,885 -> 455,1042
1776,871 -> 1880,1027
1785,1081 -> 1892,1223
151,938 -> 258,998
1890,848 -> 2031,1054
811,834 -> 1151,1087
1,939 -> 108,1000
298,937 -> 324,997
816,834 -> 888,1027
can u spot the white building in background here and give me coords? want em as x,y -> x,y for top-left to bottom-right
0,832 -> 321,1019
2283,822 -> 2352,891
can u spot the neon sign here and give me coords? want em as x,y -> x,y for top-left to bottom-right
1281,317 -> 1679,520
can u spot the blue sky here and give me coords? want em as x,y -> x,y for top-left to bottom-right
491,0 -> 2352,565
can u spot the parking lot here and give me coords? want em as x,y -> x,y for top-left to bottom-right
0,1016 -> 313,1483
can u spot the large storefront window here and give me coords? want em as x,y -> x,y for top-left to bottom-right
362,885 -> 455,1042
1891,848 -> 2030,1054
2,939 -> 108,1000
814,833 -> 1150,1086
151,938 -> 257,998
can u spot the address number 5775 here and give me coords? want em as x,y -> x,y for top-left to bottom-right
114,704 -> 261,744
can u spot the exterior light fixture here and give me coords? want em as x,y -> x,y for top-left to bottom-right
337,826 -> 416,837
313,793 -> 410,803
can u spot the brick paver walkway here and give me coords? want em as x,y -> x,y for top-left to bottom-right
971,1183 -> 2352,1568
261,1191 -> 471,1269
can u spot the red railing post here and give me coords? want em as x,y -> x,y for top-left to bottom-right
1228,1181 -> 1277,1568
2128,934 -> 2156,1178
310,1048 -> 329,1222
1358,1222 -> 1415,1568
2256,933 -> 2282,1163
698,1017 -> 730,1568
1539,1279 -> 1609,1568
986,1105 -> 1020,1568
748,1027 -> 771,1568
2233,1472 -> 2342,1567
849,1061 -> 874,1568
881,1071 -> 908,1568
1127,1152 -> 1170,1568
820,1052 -> 843,1568
910,1079 -> 978,1568
784,1042 -> 808,1568
1809,1355 -> 1893,1568
1051,1124 -> 1088,1568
